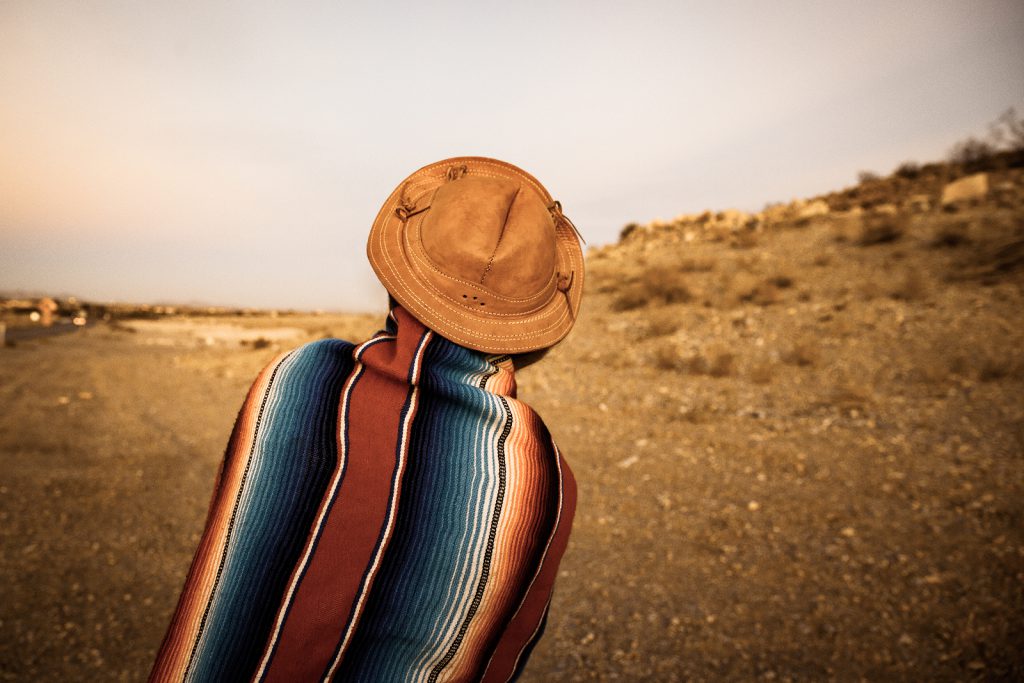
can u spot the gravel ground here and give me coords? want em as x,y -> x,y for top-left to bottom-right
1,206 -> 1022,681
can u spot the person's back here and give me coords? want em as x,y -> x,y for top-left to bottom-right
150,157 -> 584,682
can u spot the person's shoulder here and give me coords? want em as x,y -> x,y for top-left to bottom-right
284,337 -> 360,367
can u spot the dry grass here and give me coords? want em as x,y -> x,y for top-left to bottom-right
639,311 -> 680,339
612,266 -> 693,311
929,219 -> 972,248
651,342 -> 735,376
730,229 -> 760,249
712,270 -> 793,308
856,216 -> 905,246
677,257 -> 716,272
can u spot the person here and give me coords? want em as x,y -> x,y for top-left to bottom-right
149,157 -> 585,682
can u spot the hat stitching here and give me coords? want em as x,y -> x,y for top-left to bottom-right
408,160 -> 549,202
376,218 -> 576,332
479,184 -> 520,286
402,208 -> 556,305
400,221 -> 556,316
376,199 -> 583,316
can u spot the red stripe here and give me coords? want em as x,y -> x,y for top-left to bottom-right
481,448 -> 577,682
261,310 -> 428,681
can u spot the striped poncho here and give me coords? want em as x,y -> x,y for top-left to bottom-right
150,306 -> 576,682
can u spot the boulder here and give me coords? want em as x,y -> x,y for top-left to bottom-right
717,209 -> 750,230
941,173 -> 988,207
797,200 -> 830,220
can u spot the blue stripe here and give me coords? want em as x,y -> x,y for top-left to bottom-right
188,339 -> 356,681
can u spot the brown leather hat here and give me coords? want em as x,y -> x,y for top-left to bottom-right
367,156 -> 584,354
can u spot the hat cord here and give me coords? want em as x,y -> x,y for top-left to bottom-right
548,201 -> 585,245
556,270 -> 575,321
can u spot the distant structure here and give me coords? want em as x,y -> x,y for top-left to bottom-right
37,297 -> 58,327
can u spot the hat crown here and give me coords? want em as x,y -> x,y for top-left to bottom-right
420,175 -> 557,298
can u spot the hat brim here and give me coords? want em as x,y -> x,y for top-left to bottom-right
367,157 -> 584,354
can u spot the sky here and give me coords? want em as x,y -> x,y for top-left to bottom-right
2,1 -> 1022,311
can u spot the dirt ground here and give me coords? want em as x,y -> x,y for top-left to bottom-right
2,201 -> 1022,680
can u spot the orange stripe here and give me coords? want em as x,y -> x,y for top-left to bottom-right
149,353 -> 289,682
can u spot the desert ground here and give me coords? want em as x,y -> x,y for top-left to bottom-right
2,165 -> 1022,681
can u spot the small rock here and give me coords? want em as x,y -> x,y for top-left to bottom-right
617,455 -> 639,469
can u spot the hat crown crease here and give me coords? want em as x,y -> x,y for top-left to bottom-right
479,185 -> 520,285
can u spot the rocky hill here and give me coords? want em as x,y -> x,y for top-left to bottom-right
514,153 -> 1024,679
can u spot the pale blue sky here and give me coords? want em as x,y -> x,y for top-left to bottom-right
2,1 -> 1022,310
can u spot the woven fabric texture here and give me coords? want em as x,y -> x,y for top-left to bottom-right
149,306 -> 575,683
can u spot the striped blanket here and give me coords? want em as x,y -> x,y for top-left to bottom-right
150,306 -> 576,682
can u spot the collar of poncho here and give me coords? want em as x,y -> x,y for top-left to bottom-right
376,305 -> 519,399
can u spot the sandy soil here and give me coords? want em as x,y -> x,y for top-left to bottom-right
1,203 -> 1022,681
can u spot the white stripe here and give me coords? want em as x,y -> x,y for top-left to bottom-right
187,350 -> 299,682
481,441 -> 565,683
407,364 -> 505,681
411,371 -> 508,682
252,336 -> 393,682
322,330 -> 434,680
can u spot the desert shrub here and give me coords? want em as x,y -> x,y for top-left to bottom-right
857,170 -> 880,184
976,352 -> 1022,382
715,271 -> 785,307
252,337 -> 272,350
612,266 -> 692,311
782,339 -> 820,367
619,222 -> 640,242
988,107 -> 1024,152
856,216 -> 903,246
730,229 -> 759,249
751,282 -> 781,306
652,342 -> 683,370
678,257 -> 715,272
707,349 -> 735,377
651,342 -> 733,376
646,267 -> 693,303
611,286 -> 647,312
769,274 -> 794,289
948,136 -> 996,167
928,220 -> 971,248
685,346 -> 735,376
639,311 -> 679,339
893,161 -> 921,179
